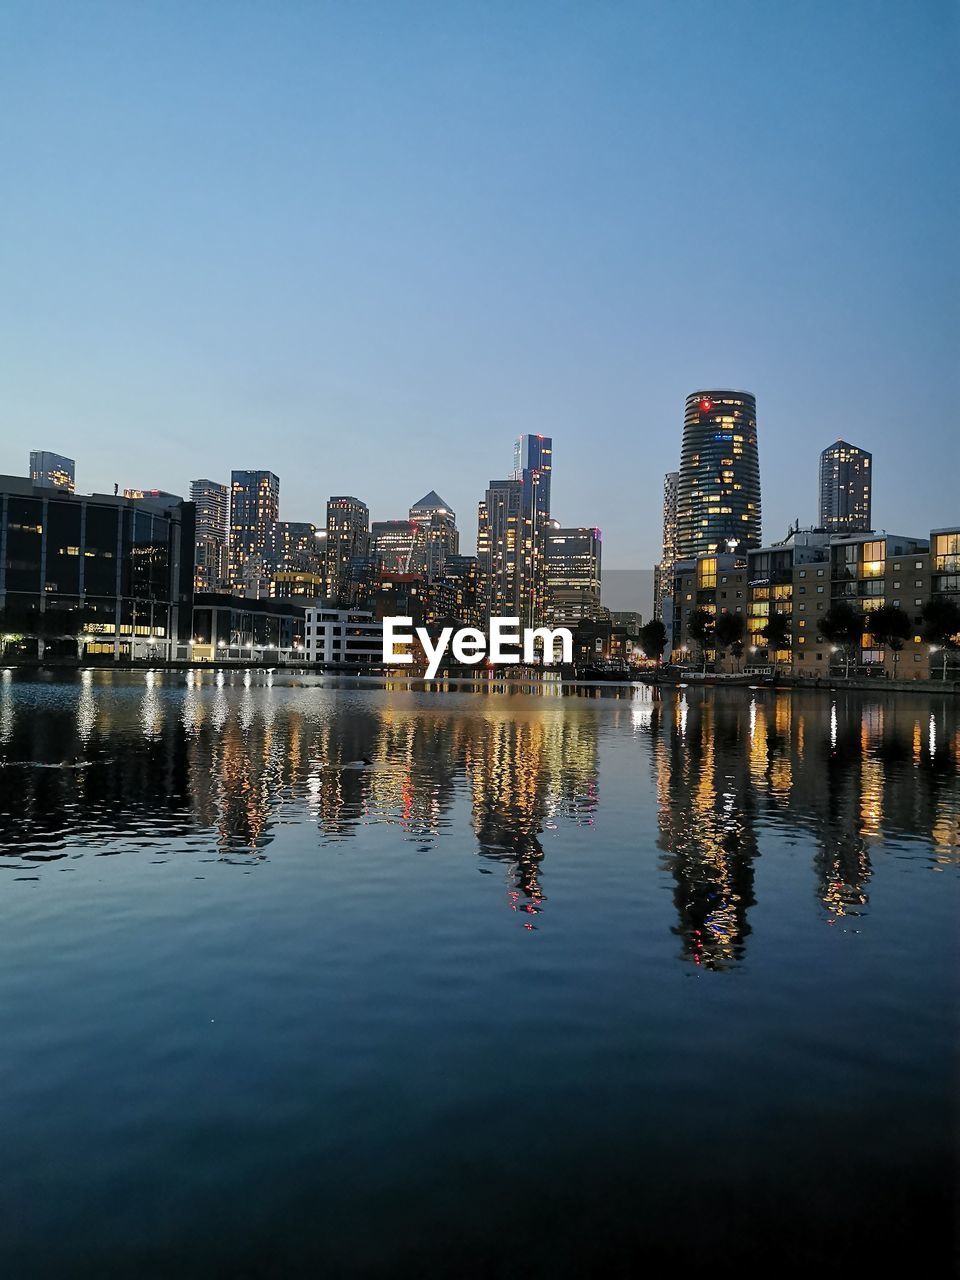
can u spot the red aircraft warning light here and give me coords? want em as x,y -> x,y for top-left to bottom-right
699,397 -> 713,414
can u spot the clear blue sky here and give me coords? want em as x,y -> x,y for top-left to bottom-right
1,1 -> 956,565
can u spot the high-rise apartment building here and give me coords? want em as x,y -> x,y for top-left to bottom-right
409,491 -> 458,581
544,526 -> 602,625
29,450 -> 75,492
653,470 -> 679,621
477,434 -> 553,626
675,391 -> 761,558
370,520 -> 424,574
268,520 -> 325,599
325,496 -> 369,605
229,470 -> 280,597
190,479 -> 230,593
818,440 -> 872,532
477,478 -> 524,621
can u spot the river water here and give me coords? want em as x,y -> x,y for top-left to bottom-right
0,670 -> 956,1275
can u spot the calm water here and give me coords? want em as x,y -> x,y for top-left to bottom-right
0,670 -> 957,1276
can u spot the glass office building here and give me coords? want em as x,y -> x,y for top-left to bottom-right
0,475 -> 194,660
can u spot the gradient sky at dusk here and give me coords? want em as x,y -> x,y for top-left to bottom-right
1,1 -> 956,565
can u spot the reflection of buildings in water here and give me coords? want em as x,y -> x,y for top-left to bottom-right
466,705 -> 601,909
653,694 -> 758,969
366,711 -> 460,843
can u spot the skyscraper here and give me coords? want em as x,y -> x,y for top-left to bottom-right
544,526 -> 602,625
513,435 -> 552,516
477,478 -> 524,621
268,520 -> 325,598
818,439 -> 872,532
480,433 -> 553,626
190,479 -> 230,593
325,495 -> 369,605
675,391 -> 761,558
653,470 -> 679,621
29,450 -> 75,492
229,470 -> 280,597
409,491 -> 458,581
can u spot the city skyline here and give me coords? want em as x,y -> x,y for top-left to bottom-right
1,3 -> 955,564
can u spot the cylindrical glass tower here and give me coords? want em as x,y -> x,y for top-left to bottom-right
675,390 -> 761,558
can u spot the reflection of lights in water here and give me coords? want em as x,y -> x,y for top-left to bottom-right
181,682 -> 204,733
0,668 -> 13,745
678,694 -> 688,737
631,697 -> 653,731
140,680 -> 163,738
212,688 -> 228,731
929,714 -> 936,757
830,702 -> 838,749
859,759 -> 883,838
240,686 -> 255,732
216,671 -> 224,689
749,696 -> 757,741
76,668 -> 96,742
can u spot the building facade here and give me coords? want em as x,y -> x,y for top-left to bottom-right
544,526 -> 602,625
29,450 -> 75,493
653,469 -> 679,623
303,607 -> 383,666
268,520 -> 325,599
229,470 -> 280,597
818,440 -> 872,533
478,436 -> 553,628
370,520 -> 424,575
325,496 -> 369,605
0,475 -> 193,661
409,491 -> 458,581
675,391 -> 761,559
670,551 -> 749,666
190,478 -> 230,593
190,593 -> 305,662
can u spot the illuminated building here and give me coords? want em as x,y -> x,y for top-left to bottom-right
478,436 -> 553,627
818,439 -> 872,532
325,495 -> 369,605
29,450 -> 75,492
675,391 -> 761,558
303,607 -> 383,666
930,527 -> 959,601
747,529 -> 831,673
190,478 -> 230,593
123,488 -> 182,502
478,478 -> 523,620
370,520 -> 424,574
0,474 -> 193,661
670,550 -> 747,665
229,470 -> 279,597
441,554 -> 484,627
544,526 -> 602,624
409,491 -> 459,581
268,521 -> 325,599
653,470 -> 679,623
513,434 -> 552,516
830,532 -> 929,675
190,593 -> 305,663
